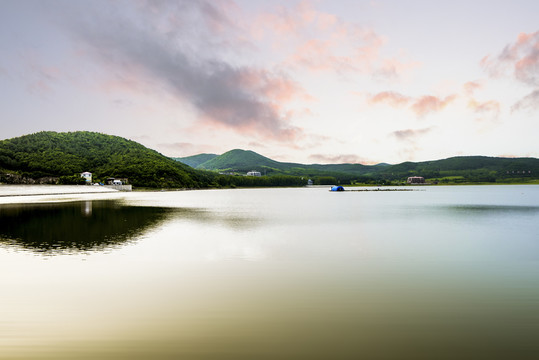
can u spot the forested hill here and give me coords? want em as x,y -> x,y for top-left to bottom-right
196,149 -> 283,171
0,131 -> 207,188
177,149 -> 372,174
177,149 -> 539,184
172,153 -> 218,168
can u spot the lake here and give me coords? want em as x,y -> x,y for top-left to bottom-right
1,185 -> 538,359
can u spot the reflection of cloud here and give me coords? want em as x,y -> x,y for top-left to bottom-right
205,241 -> 267,262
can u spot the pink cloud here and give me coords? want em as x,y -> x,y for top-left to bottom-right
256,1 -> 338,37
467,99 -> 501,117
256,1 -> 418,80
461,80 -> 501,120
308,153 -> 370,164
368,91 -> 456,117
463,80 -> 483,95
410,95 -> 456,117
286,39 -> 356,73
368,91 -> 411,107
235,68 -> 312,104
482,31 -> 539,86
375,57 -> 421,81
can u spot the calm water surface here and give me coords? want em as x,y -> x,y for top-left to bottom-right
1,185 -> 538,359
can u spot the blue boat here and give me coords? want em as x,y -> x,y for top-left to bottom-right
330,186 -> 345,191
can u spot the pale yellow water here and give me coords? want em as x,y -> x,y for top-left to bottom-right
1,186 -> 538,359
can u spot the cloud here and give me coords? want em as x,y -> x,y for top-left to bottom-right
374,57 -> 421,81
511,89 -> 539,112
483,31 -> 539,86
308,153 -> 369,164
59,0 -> 307,142
368,91 -> 411,107
16,52 -> 62,97
467,99 -> 501,118
481,31 -> 539,111
463,80 -> 483,95
410,95 -> 456,117
255,1 -> 338,37
368,91 -> 455,117
390,128 -> 434,161
391,127 -> 432,142
259,1 -> 419,80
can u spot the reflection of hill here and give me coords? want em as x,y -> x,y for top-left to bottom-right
0,200 -> 174,254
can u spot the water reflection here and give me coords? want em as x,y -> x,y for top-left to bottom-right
448,204 -> 539,213
0,200 -> 175,254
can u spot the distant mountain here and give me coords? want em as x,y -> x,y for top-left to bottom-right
3,132 -> 533,188
376,156 -> 539,183
177,149 -> 391,176
0,131 -> 208,188
174,153 -> 218,168
197,149 -> 282,171
176,150 -> 539,183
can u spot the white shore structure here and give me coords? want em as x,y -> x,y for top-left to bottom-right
0,185 -> 124,204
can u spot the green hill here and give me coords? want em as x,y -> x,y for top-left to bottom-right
182,149 -> 371,175
196,149 -> 283,171
178,149 -> 539,184
3,132 -> 535,188
377,156 -> 539,183
0,131 -> 208,188
173,153 -> 218,168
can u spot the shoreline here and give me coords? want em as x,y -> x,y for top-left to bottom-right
0,185 -> 125,204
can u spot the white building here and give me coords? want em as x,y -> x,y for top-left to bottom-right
81,172 -> 92,183
247,170 -> 262,177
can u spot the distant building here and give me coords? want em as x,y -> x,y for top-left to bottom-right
407,176 -> 425,184
81,172 -> 92,183
307,179 -> 313,185
246,170 -> 261,177
106,177 -> 129,185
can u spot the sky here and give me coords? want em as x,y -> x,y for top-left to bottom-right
1,0 -> 538,165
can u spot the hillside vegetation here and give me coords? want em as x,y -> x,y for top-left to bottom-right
0,131 -> 207,188
172,153 -> 217,168
177,149 -> 539,185
1,132 -> 536,188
